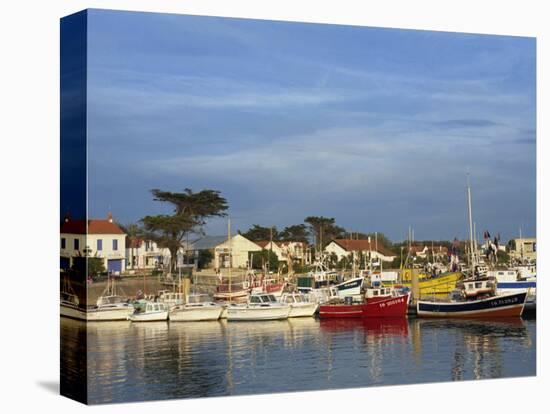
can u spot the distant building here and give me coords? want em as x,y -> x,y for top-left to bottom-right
255,240 -> 309,264
60,213 -> 126,273
125,237 -> 172,270
509,237 -> 536,261
324,239 -> 397,262
214,234 -> 262,269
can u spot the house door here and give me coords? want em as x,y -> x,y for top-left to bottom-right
108,259 -> 122,273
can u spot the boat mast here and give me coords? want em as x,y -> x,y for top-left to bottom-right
228,217 -> 232,298
467,174 -> 475,277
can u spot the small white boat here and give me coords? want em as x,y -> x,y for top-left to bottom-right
86,277 -> 134,321
169,294 -> 223,322
227,293 -> 290,321
60,291 -> 87,320
280,293 -> 318,317
129,302 -> 168,322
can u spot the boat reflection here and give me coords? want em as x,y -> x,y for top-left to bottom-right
319,317 -> 409,338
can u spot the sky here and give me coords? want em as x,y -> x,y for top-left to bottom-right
85,9 -> 536,242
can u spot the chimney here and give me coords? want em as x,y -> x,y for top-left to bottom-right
107,212 -> 113,223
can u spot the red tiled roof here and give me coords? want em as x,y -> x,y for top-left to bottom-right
331,239 -> 396,257
60,219 -> 125,235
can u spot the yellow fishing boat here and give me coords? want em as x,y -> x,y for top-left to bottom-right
385,270 -> 463,298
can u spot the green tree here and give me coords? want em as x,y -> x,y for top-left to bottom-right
279,224 -> 310,243
197,249 -> 214,269
304,216 -> 346,251
141,188 -> 228,271
240,224 -> 278,241
249,249 -> 279,272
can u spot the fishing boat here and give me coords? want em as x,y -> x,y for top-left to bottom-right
417,289 -> 527,318
86,277 -> 134,321
129,301 -> 168,322
490,269 -> 536,299
169,293 -> 224,321
226,293 -> 290,321
319,278 -> 410,319
213,278 -> 250,302
362,292 -> 410,318
393,270 -> 462,298
280,292 -> 318,317
335,276 -> 364,299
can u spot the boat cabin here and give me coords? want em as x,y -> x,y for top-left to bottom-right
462,278 -> 495,298
249,294 -> 278,305
186,293 -> 213,304
281,293 -> 308,304
159,291 -> 185,306
138,302 -> 167,314
365,286 -> 393,300
97,295 -> 126,307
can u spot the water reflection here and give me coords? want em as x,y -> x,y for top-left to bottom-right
60,316 -> 536,404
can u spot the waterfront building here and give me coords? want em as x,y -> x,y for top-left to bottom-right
509,237 -> 536,262
214,234 -> 262,269
125,237 -> 172,270
324,239 -> 397,263
60,213 -> 126,273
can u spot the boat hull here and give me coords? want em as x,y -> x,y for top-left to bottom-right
129,311 -> 168,322
319,303 -> 363,318
85,306 -> 134,321
60,303 -> 87,320
362,293 -> 410,318
227,305 -> 290,321
417,291 -> 527,318
288,302 -> 318,318
169,305 -> 223,321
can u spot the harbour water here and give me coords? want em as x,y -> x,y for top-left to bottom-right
61,316 -> 536,404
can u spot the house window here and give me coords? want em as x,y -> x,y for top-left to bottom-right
61,238 -> 66,249
113,239 -> 118,251
74,238 -> 79,250
97,239 -> 103,251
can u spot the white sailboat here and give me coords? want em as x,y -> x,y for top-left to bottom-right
60,275 -> 86,320
86,276 -> 134,321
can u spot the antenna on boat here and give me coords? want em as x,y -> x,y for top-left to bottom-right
466,173 -> 475,277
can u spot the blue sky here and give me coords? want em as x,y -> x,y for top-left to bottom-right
86,9 -> 536,242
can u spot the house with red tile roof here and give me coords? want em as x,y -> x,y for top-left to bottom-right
324,239 -> 397,262
60,212 -> 127,274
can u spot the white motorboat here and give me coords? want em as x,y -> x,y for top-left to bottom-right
280,293 -> 318,317
129,302 -> 168,322
169,293 -> 223,322
227,293 -> 290,321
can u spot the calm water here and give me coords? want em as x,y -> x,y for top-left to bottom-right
61,316 -> 536,404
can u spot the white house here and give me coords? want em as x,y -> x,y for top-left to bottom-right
324,239 -> 397,263
509,237 -> 536,261
256,240 -> 309,264
60,213 -> 126,273
126,238 -> 172,270
214,234 -> 262,269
